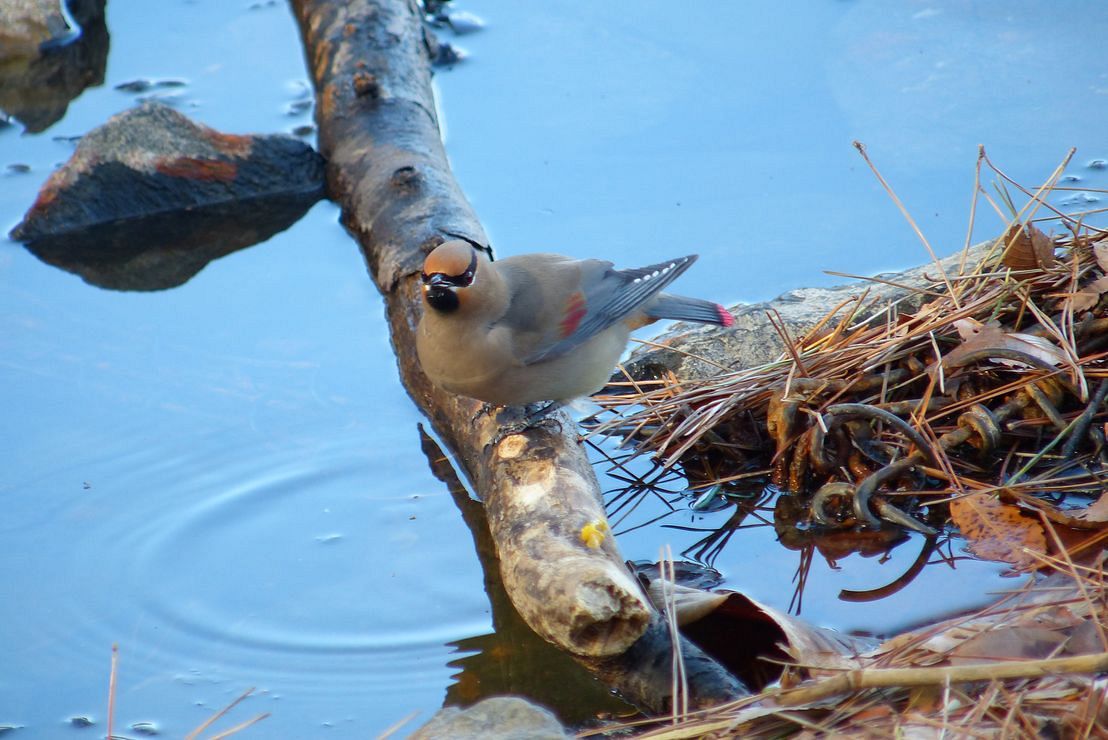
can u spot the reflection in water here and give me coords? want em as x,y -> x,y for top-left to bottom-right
19,190 -> 322,291
0,0 -> 109,133
589,437 -> 960,620
10,101 -> 325,291
419,428 -> 634,729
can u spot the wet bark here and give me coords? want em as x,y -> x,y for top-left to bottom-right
291,0 -> 745,709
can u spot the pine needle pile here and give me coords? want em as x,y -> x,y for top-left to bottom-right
595,181 -> 1108,565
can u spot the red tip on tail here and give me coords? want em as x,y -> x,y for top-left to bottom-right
717,304 -> 734,327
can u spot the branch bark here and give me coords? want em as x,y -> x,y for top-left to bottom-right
291,0 -> 744,709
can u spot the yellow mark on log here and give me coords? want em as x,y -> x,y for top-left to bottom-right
580,519 -> 610,549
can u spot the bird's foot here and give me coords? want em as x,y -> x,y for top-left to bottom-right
523,400 -> 565,424
471,401 -> 500,424
486,402 -> 565,448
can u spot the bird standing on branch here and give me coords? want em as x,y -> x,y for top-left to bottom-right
416,240 -> 733,420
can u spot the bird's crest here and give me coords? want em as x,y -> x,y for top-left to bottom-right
423,241 -> 478,284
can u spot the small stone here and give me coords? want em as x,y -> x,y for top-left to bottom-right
115,79 -> 154,93
432,42 -> 466,67
286,99 -> 312,116
410,697 -> 569,740
444,10 -> 486,35
69,716 -> 95,728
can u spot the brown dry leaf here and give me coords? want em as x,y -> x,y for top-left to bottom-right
949,492 -> 1047,568
1000,221 -> 1056,271
1069,275 -> 1108,313
1076,490 -> 1108,523
648,581 -> 729,626
1094,239 -> 1108,272
947,626 -> 1068,664
645,580 -> 872,670
946,318 -> 1067,368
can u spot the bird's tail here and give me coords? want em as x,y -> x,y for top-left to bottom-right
646,293 -> 734,327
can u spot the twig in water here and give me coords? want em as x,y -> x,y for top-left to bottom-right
208,713 -> 271,740
660,546 -> 688,724
107,644 -> 118,740
184,687 -> 257,740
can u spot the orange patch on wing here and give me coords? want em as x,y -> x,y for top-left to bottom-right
560,291 -> 587,338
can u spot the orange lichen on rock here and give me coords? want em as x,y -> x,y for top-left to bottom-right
154,157 -> 238,182
203,130 -> 254,158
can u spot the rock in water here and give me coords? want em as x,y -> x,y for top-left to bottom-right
410,696 -> 570,740
10,101 -> 326,290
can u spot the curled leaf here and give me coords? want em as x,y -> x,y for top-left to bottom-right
644,578 -> 873,691
645,581 -> 728,626
946,318 -> 1067,368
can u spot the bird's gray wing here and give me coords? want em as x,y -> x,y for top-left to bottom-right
520,254 -> 698,364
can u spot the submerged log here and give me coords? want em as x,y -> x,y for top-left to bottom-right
291,0 -> 744,709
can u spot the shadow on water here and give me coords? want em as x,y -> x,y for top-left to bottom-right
586,436 -> 1008,638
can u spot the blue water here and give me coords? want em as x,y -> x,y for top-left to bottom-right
2,0 -> 1107,736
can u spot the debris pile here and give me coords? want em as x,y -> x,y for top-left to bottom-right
597,219 -> 1108,568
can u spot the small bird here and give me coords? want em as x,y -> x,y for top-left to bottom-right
415,240 -> 733,412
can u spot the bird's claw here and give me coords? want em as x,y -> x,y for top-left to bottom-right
523,400 -> 565,424
471,402 -> 500,424
486,405 -> 564,448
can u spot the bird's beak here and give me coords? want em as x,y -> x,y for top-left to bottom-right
425,273 -> 450,288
